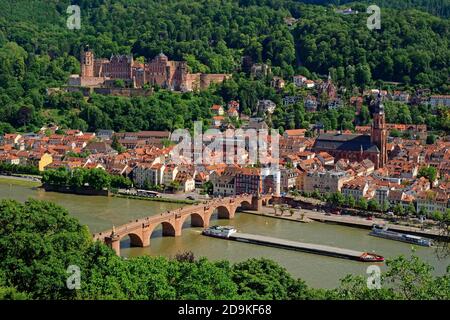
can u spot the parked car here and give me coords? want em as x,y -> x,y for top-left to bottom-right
186,196 -> 195,200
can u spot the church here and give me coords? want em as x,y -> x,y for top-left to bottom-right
312,95 -> 388,169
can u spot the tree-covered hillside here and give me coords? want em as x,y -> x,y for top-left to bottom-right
0,0 -> 448,81
0,0 -> 448,133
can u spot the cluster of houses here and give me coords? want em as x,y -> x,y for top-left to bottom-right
281,74 -> 340,112
209,101 -> 276,130
289,132 -> 450,215
1,118 -> 448,215
206,126 -> 450,215
280,74 -> 450,114
0,128 -> 195,193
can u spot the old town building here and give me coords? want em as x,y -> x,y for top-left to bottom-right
303,170 -> 353,194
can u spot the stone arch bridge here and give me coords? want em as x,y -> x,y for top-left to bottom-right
93,194 -> 272,256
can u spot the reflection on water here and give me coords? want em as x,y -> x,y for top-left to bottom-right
1,183 -> 448,288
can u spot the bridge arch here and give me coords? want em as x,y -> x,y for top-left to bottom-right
236,199 -> 252,211
180,212 -> 206,228
117,232 -> 145,250
149,221 -> 177,238
216,205 -> 232,219
203,204 -> 235,226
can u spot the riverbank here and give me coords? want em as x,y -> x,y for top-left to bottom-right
241,207 -> 444,239
0,175 -> 41,187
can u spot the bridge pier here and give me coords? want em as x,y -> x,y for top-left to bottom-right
105,236 -> 121,256
174,222 -> 182,237
251,196 -> 263,211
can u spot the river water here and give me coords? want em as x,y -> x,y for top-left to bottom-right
1,183 -> 448,288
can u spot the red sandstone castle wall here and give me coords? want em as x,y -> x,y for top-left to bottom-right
185,73 -> 201,91
200,74 -> 232,89
68,76 -> 106,87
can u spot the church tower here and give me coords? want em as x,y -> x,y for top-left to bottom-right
81,45 -> 94,78
371,94 -> 387,168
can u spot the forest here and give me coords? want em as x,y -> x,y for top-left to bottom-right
0,199 -> 449,300
0,0 -> 448,134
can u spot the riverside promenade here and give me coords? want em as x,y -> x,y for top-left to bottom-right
242,206 -> 443,238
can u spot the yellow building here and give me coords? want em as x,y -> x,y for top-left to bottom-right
33,153 -> 53,171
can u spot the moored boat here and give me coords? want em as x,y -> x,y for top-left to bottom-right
369,224 -> 433,247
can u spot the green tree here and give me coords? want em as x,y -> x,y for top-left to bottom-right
1,199 -> 449,300
418,166 -> 438,184
332,254 -> 450,300
329,192 -> 345,208
201,181 -> 213,195
41,167 -> 70,186
407,203 -> 416,217
0,199 -> 91,299
426,134 -> 437,145
86,169 -> 111,190
357,198 -> 368,211
69,168 -> 87,188
346,195 -> 356,208
393,204 -> 405,217
114,79 -> 126,88
231,258 -> 308,300
311,189 -> 321,199
368,199 -> 380,212
111,135 -> 125,153
110,175 -> 132,189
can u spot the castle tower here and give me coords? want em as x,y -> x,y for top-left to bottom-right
371,94 -> 387,168
81,46 -> 94,78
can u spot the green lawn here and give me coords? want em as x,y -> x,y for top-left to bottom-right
0,177 -> 42,188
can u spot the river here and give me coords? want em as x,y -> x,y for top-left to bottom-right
1,182 -> 448,288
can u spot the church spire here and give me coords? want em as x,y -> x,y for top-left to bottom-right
375,91 -> 385,114
371,92 -> 387,169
